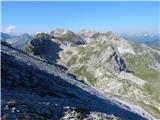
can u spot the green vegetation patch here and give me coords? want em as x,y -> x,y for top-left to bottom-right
24,46 -> 33,53
78,46 -> 94,63
144,81 -> 160,102
123,53 -> 159,81
123,44 -> 160,102
34,33 -> 51,40
78,43 -> 110,64
139,102 -> 160,119
74,66 -> 97,85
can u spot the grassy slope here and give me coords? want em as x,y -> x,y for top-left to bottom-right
122,42 -> 160,117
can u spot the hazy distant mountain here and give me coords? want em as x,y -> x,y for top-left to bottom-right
121,32 -> 159,42
1,32 -> 12,40
143,39 -> 160,50
121,33 -> 159,49
1,32 -> 32,49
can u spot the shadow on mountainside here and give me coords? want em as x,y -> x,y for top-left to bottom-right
31,38 -> 63,63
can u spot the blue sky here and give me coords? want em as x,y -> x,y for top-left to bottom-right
1,1 -> 159,34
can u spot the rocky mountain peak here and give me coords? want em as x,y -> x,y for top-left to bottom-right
79,29 -> 99,37
33,32 -> 51,41
26,33 -> 62,63
50,28 -> 86,45
50,28 -> 75,37
78,29 -> 119,44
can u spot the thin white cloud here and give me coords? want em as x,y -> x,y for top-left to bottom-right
5,25 -> 16,33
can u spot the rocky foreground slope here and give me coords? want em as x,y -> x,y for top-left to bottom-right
1,41 -> 154,120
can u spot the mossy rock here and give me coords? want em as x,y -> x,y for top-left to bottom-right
24,46 -> 33,53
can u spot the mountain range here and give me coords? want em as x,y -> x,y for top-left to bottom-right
1,29 -> 160,120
